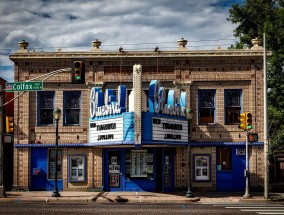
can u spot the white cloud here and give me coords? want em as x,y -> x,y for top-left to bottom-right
0,0 -> 241,81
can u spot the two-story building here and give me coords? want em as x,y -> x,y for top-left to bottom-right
9,38 -> 268,192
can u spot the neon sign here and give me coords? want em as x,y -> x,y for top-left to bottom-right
90,85 -> 126,118
148,80 -> 186,116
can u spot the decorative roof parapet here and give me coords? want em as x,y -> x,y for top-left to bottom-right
16,40 -> 29,53
177,38 -> 188,51
251,37 -> 263,50
91,39 -> 102,51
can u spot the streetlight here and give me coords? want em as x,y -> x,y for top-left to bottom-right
52,107 -> 61,197
185,107 -> 194,198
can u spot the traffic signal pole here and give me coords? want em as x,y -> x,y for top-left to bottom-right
0,85 -> 6,197
243,130 -> 252,198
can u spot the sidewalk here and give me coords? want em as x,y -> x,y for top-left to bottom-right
0,191 -> 283,203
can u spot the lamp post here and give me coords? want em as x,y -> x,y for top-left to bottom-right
52,107 -> 61,197
185,107 -> 194,198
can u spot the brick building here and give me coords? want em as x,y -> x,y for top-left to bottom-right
9,38 -> 269,192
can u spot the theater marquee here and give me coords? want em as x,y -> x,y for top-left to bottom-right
152,117 -> 188,142
89,117 -> 124,143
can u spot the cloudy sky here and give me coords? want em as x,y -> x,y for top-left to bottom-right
0,0 -> 244,82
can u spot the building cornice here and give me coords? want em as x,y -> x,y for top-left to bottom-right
9,49 -> 271,61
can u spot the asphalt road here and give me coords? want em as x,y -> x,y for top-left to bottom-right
0,202 -> 264,215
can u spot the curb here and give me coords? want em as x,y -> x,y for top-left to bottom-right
93,197 -> 201,203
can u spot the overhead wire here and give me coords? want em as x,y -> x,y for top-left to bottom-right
0,38 -> 238,54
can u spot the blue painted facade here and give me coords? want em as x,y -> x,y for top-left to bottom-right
21,111 -> 262,192
30,148 -> 63,191
216,146 -> 246,191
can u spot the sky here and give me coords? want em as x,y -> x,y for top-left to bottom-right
0,0 -> 244,82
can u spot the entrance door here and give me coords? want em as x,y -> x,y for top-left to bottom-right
162,149 -> 174,192
106,150 -> 124,191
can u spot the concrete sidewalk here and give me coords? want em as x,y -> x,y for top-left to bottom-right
0,191 -> 283,203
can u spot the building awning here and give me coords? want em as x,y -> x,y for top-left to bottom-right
14,141 -> 264,148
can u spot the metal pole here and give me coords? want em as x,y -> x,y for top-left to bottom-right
263,32 -> 269,199
186,118 -> 194,198
52,118 -> 60,197
0,86 -> 6,197
243,130 -> 252,198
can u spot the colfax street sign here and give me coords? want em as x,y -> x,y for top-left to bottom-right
5,81 -> 43,92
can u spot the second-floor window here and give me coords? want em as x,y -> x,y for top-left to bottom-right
38,91 -> 55,126
64,91 -> 81,125
225,90 -> 241,124
199,90 -> 215,124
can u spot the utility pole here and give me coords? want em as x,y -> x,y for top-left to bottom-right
0,85 -> 6,197
263,33 -> 269,199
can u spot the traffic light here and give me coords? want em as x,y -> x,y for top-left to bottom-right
238,113 -> 246,130
246,112 -> 252,130
5,116 -> 14,133
72,60 -> 85,84
248,133 -> 258,142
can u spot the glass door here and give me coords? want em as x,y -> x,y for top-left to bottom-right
162,149 -> 174,192
108,150 -> 124,191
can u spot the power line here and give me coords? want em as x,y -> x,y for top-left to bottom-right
0,38 -> 237,53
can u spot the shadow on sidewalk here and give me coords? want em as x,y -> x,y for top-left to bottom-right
92,192 -> 128,203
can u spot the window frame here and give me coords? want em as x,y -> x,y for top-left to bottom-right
63,91 -> 81,126
37,91 -> 55,126
198,90 -> 216,125
224,89 -> 242,125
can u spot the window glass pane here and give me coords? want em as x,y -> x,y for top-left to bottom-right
39,109 -> 54,125
65,109 -> 80,124
225,90 -> 241,124
200,108 -> 214,123
225,107 -> 240,124
64,91 -> 81,125
200,92 -> 214,107
217,148 -> 232,171
40,94 -> 54,108
226,91 -> 240,106
38,92 -> 54,125
130,150 -> 147,177
199,90 -> 215,124
66,93 -> 80,108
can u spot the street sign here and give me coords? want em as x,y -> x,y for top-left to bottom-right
5,81 -> 43,92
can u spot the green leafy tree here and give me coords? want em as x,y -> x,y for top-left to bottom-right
227,0 -> 284,154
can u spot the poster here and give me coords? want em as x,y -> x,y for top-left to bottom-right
110,175 -> 120,187
194,155 -> 210,181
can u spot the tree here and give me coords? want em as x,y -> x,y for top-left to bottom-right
227,0 -> 284,154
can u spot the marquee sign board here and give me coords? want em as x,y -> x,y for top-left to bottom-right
152,117 -> 188,142
89,117 -> 124,143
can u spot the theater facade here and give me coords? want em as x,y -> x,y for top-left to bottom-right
9,38 -> 268,192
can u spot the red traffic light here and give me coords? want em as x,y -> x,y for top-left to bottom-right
248,133 -> 258,142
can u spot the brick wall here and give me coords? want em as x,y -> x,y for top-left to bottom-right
10,50 -> 265,190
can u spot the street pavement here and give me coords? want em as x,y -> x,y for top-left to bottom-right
0,190 -> 283,204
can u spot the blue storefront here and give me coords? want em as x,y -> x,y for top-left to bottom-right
30,146 -> 63,191
89,111 -> 189,192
